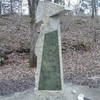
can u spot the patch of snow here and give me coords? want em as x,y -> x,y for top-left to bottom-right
78,94 -> 84,100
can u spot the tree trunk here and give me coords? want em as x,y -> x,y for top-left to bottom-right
91,0 -> 97,18
28,0 -> 39,68
28,0 -> 32,17
29,20 -> 38,68
10,0 -> 13,14
68,0 -> 70,7
0,1 -> 1,15
54,0 -> 59,3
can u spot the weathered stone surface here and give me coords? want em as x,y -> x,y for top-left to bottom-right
35,1 -> 65,99
36,1 -> 65,23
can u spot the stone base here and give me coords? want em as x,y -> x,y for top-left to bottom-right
34,91 -> 66,100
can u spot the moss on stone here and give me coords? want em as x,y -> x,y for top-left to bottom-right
38,30 -> 61,90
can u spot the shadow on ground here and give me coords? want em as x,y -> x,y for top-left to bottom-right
0,77 -> 35,96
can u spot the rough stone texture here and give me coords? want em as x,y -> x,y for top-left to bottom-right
35,20 -> 64,99
35,1 -> 65,99
36,1 -> 65,23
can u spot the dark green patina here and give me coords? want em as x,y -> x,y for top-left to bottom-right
38,30 -> 61,90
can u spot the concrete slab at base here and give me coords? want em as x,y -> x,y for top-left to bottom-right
0,84 -> 100,100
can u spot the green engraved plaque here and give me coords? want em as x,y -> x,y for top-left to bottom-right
38,30 -> 61,90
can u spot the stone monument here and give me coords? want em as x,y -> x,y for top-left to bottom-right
34,1 -> 69,100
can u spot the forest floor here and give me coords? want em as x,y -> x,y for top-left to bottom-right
61,16 -> 100,87
0,15 -> 100,96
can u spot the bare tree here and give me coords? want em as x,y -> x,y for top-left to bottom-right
68,0 -> 70,7
28,0 -> 32,17
10,0 -> 13,13
1,0 -> 22,15
91,0 -> 97,18
0,1 -> 1,15
54,0 -> 59,3
54,0 -> 65,5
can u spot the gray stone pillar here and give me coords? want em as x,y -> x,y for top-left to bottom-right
34,1 -> 66,100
